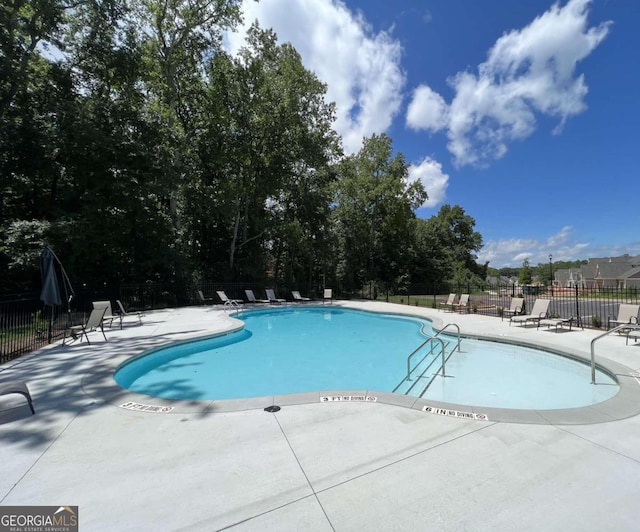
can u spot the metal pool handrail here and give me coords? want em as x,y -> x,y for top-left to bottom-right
223,300 -> 242,313
406,322 -> 462,382
407,336 -> 446,380
433,323 -> 461,352
590,324 -> 635,384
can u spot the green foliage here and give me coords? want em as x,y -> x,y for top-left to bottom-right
518,258 -> 533,285
332,134 -> 426,292
412,204 -> 484,286
0,2 -> 492,296
2,220 -> 51,268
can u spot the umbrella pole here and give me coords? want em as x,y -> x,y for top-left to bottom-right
49,247 -> 75,331
48,307 -> 53,343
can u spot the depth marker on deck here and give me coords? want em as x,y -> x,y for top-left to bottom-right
120,401 -> 174,413
423,405 -> 488,421
320,395 -> 377,403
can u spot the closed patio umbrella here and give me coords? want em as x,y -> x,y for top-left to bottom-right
40,246 -> 62,342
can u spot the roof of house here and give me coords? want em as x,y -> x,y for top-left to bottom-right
581,264 -> 597,278
620,266 -> 640,280
587,254 -> 640,266
594,262 -> 637,279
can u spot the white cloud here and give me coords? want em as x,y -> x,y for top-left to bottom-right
478,225 -> 640,268
406,0 -> 611,167
224,0 -> 405,154
408,157 -> 448,208
545,225 -> 573,247
406,85 -> 449,132
477,226 -> 591,267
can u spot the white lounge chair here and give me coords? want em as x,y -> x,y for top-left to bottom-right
67,306 -> 108,344
0,381 -> 35,414
265,289 -> 286,304
217,290 -> 243,308
197,290 -> 214,305
291,290 -> 311,302
608,304 -> 640,331
502,297 -> 525,321
510,299 -> 550,327
625,324 -> 640,345
93,300 -> 121,329
538,317 -> 576,332
115,300 -> 143,326
245,289 -> 269,304
323,288 -> 333,304
452,294 -> 470,313
439,293 -> 457,312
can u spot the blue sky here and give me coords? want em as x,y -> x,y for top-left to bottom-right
224,0 -> 640,268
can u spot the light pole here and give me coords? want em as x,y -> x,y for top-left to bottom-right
548,254 -> 553,296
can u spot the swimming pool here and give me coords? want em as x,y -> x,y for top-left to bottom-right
114,306 -> 618,410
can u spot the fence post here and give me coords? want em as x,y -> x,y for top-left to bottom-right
575,285 -> 581,328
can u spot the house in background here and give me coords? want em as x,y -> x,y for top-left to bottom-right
554,267 -> 586,289
555,254 -> 640,289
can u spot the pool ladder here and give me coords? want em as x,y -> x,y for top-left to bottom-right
394,323 -> 461,397
222,300 -> 242,312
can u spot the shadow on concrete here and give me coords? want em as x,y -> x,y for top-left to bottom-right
0,308 -> 231,449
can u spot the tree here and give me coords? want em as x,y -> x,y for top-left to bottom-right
332,134 -> 426,293
184,26 -> 340,284
412,204 -> 484,288
519,258 -> 533,285
0,2 -> 492,301
0,0 -> 71,118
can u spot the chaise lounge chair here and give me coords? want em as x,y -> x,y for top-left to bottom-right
323,288 -> 333,304
439,293 -> 457,312
608,303 -> 640,331
245,289 -> 269,304
625,324 -> 640,345
115,300 -> 143,326
197,290 -> 214,305
217,290 -> 243,309
291,290 -> 311,302
502,297 -> 525,321
452,294 -> 470,313
0,381 -> 35,414
93,300 -> 121,329
265,288 -> 286,304
510,299 -> 550,327
538,316 -> 576,332
66,305 -> 108,344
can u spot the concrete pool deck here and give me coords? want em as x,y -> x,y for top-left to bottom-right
2,301 -> 640,530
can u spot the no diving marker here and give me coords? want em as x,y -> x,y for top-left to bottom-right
120,401 -> 174,413
320,395 -> 377,403
423,405 -> 488,421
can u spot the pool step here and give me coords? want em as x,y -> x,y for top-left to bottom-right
393,339 -> 453,396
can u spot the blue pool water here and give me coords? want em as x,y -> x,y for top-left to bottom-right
114,307 -> 619,409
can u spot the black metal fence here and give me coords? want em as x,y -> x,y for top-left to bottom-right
3,281 -> 639,364
0,281 -> 319,363
386,283 -> 640,329
0,295 -> 69,363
